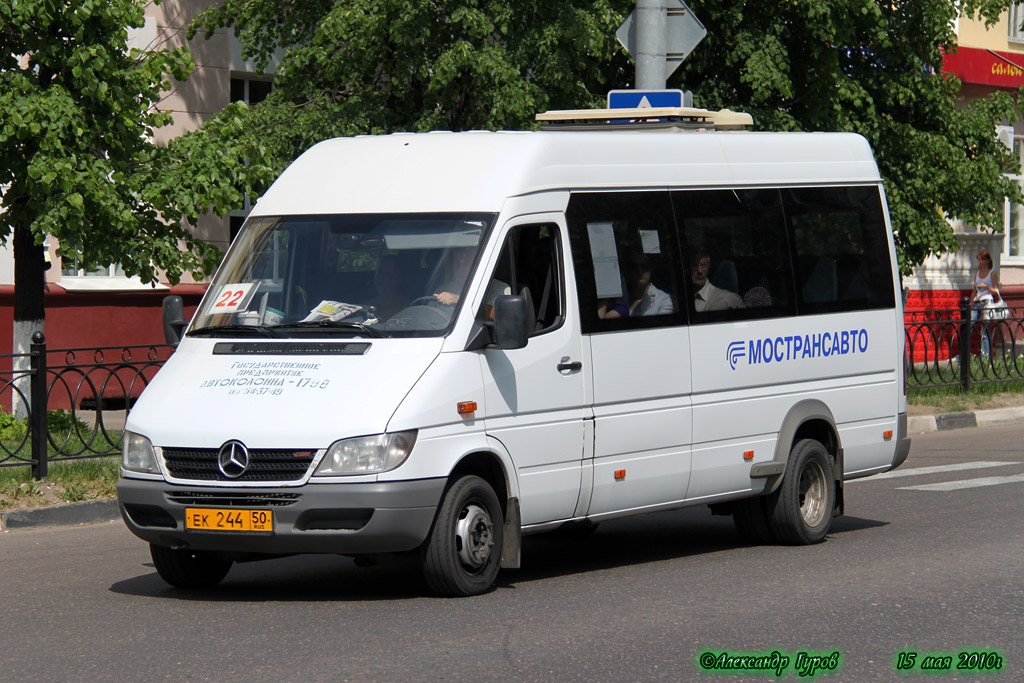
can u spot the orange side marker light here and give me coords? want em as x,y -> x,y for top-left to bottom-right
743,450 -> 754,461
457,401 -> 477,415
883,430 -> 893,440
614,469 -> 626,480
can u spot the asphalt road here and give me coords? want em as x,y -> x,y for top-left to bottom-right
2,424 -> 1022,682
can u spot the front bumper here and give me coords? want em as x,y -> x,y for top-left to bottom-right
117,476 -> 446,555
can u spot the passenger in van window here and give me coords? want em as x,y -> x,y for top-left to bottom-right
630,255 -> 674,316
690,252 -> 743,312
596,256 -> 674,318
743,286 -> 772,308
597,297 -> 631,319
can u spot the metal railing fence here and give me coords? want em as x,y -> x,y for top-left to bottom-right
905,298 -> 1024,390
1,301 -> 1018,480
0,332 -> 173,479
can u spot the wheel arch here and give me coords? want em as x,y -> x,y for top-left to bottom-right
764,399 -> 841,495
446,442 -> 521,570
449,450 -> 511,513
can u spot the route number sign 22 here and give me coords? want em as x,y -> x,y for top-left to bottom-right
213,282 -> 257,313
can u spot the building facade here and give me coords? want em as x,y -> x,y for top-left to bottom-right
905,8 -> 1024,312
0,0 -> 272,353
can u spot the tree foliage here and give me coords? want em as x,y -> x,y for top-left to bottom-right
0,0 -> 253,308
108,1 -> 1024,275
186,0 -> 632,176
680,0 -> 1023,271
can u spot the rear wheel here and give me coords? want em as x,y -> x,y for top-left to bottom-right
768,439 -> 835,544
150,544 -> 233,588
421,475 -> 503,597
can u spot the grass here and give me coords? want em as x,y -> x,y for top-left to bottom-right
0,457 -> 119,510
909,387 -> 1024,414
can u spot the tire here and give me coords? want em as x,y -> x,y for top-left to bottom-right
150,544 -> 233,588
732,496 -> 777,544
767,439 -> 835,545
421,475 -> 504,597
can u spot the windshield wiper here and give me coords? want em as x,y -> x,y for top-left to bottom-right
269,320 -> 387,338
188,324 -> 278,338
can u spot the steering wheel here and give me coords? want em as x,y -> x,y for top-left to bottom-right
381,301 -> 452,331
408,295 -> 448,307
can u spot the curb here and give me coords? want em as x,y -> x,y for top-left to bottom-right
1,499 -> 118,532
4,406 -> 1024,530
907,406 -> 1024,434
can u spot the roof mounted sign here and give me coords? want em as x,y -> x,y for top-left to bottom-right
535,106 -> 753,131
607,89 -> 691,109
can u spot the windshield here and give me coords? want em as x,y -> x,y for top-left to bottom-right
190,213 -> 496,338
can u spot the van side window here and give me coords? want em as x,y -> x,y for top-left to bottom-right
566,192 -> 684,333
673,189 -> 796,323
783,186 -> 896,313
483,224 -> 564,333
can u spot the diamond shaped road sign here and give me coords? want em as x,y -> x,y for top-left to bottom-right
616,0 -> 707,80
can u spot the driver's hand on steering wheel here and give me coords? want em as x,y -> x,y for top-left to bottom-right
433,291 -> 459,306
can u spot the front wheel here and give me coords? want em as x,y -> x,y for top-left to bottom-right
421,475 -> 504,596
767,439 -> 835,544
150,544 -> 233,588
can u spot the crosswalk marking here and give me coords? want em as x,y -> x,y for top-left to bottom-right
898,473 -> 1024,492
846,461 -> 1017,483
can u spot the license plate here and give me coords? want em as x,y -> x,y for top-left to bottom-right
185,507 -> 273,532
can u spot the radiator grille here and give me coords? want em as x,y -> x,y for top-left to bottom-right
162,447 -> 316,482
165,490 -> 301,507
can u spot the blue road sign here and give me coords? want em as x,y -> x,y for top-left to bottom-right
607,89 -> 685,109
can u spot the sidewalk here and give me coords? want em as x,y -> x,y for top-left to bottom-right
3,403 -> 1023,531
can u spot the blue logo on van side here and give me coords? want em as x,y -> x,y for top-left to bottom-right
727,329 -> 869,370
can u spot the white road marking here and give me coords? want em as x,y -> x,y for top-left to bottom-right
898,473 -> 1024,492
847,461 -> 1017,483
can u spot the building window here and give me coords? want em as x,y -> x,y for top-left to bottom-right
61,259 -> 125,278
227,76 -> 272,243
230,77 -> 272,105
1010,4 -> 1024,43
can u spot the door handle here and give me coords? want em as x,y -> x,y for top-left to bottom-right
557,357 -> 582,372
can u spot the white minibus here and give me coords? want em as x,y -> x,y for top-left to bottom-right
118,108 -> 911,596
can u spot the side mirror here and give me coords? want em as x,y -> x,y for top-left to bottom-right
493,295 -> 529,350
162,295 -> 189,346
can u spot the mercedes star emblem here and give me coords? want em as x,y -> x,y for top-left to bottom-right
217,440 -> 250,478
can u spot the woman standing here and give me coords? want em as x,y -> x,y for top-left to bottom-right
970,250 -> 1001,356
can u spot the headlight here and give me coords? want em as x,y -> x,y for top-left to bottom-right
315,431 -> 417,476
122,431 -> 159,475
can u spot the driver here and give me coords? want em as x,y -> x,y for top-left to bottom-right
433,247 -> 508,320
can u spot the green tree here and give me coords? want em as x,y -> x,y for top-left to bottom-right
0,0 -> 251,350
185,0 -> 632,176
681,0 -> 1023,271
188,0 -> 1018,273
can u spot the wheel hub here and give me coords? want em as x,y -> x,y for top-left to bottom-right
456,504 -> 493,569
798,460 -> 827,527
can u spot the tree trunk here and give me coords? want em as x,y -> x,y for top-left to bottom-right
12,225 -> 46,418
